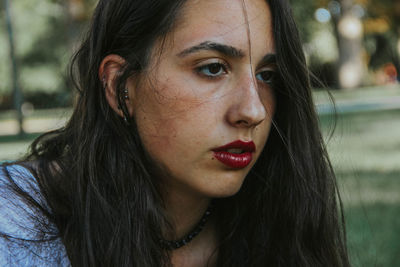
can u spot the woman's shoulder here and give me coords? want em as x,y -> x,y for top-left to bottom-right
0,163 -> 44,239
0,164 -> 70,266
0,163 -> 42,205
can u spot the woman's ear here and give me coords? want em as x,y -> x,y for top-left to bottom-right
99,55 -> 134,117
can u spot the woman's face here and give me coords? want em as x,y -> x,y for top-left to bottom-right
129,0 -> 275,198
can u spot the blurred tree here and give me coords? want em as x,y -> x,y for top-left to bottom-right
0,0 -> 96,110
64,0 -> 96,47
335,0 -> 364,89
292,0 -> 400,88
290,0 -> 319,43
4,0 -> 24,135
363,0 -> 400,80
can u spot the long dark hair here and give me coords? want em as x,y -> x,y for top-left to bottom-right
2,0 -> 350,266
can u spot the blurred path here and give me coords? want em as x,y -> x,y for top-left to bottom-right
0,109 -> 70,161
314,84 -> 400,114
0,117 -> 68,136
317,95 -> 400,114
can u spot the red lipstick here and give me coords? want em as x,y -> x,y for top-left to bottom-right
212,140 -> 256,169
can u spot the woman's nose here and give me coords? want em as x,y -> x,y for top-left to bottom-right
225,74 -> 267,128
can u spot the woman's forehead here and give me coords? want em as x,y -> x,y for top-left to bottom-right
170,0 -> 274,57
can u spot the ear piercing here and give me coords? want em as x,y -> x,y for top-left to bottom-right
118,88 -> 129,109
123,88 -> 129,99
102,76 -> 130,125
121,88 -> 130,125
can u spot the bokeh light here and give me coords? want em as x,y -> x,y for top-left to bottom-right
338,15 -> 363,39
315,8 -> 332,23
328,1 -> 341,17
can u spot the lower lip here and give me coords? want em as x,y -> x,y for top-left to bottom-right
213,151 -> 253,169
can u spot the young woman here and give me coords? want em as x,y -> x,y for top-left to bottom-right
0,0 -> 350,266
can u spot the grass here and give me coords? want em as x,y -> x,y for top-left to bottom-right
346,203 -> 400,267
0,99 -> 399,265
320,109 -> 400,267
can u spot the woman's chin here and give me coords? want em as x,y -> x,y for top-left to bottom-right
196,174 -> 247,199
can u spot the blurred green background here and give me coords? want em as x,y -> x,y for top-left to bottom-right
0,0 -> 399,266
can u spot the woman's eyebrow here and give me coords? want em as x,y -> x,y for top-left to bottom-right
259,53 -> 276,66
177,41 -> 245,58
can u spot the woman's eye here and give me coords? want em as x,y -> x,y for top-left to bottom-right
196,63 -> 227,77
256,70 -> 276,83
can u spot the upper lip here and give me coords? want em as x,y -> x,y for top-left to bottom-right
212,140 -> 256,153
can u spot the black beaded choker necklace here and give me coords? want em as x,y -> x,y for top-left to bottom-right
160,202 -> 214,250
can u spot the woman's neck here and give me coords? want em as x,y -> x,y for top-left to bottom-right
163,191 -> 217,267
162,188 -> 211,241
159,175 -> 218,266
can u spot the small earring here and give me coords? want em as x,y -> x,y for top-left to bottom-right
123,112 -> 130,125
123,88 -> 129,100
